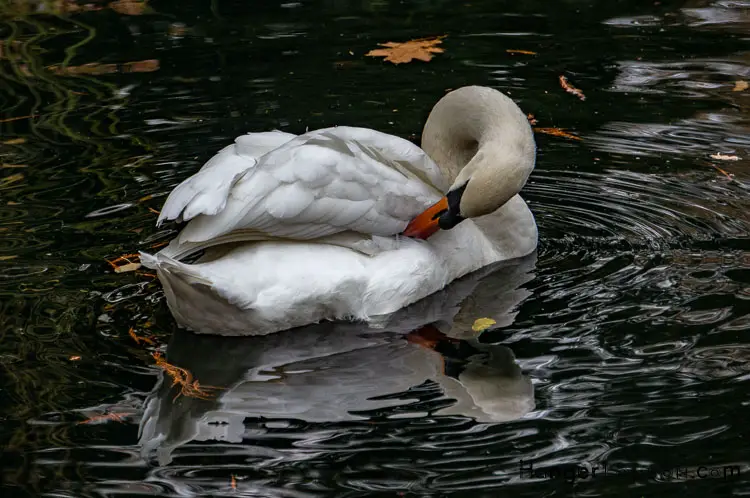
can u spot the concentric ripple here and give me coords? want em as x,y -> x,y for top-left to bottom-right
527,168 -> 750,250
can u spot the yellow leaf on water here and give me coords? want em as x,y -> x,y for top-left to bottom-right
0,255 -> 18,261
733,80 -> 748,92
69,355 -> 81,361
114,262 -> 142,273
366,36 -> 446,64
1,164 -> 27,169
472,317 -> 497,332
506,49 -> 537,55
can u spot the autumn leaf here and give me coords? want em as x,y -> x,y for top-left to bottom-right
152,352 -> 221,401
78,412 -> 132,425
559,75 -> 586,101
115,263 -> 141,273
2,138 -> 26,145
710,153 -> 740,161
129,327 -> 156,345
366,36 -> 446,64
711,165 -> 734,180
106,253 -> 142,273
109,0 -> 149,15
534,127 -> 582,141
69,355 -> 82,361
0,115 -> 35,124
506,49 -> 537,55
472,317 -> 497,332
0,255 -> 18,261
44,59 -> 159,77
733,80 -> 748,92
231,475 -> 237,490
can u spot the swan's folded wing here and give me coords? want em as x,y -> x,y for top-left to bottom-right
173,126 -> 444,246
157,130 -> 296,226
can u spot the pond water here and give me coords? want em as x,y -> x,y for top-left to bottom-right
2,0 -> 750,496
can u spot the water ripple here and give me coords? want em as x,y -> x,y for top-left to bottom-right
527,168 -> 750,250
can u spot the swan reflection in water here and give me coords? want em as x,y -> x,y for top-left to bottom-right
139,254 -> 537,465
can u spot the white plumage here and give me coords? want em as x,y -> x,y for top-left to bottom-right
158,127 -> 443,252
142,86 -> 539,335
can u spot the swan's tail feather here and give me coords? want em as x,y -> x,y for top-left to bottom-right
140,251 -> 253,335
140,251 -> 212,286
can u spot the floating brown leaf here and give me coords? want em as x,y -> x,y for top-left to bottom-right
559,75 -> 586,101
153,352 -> 221,401
78,412 -> 132,425
0,115 -> 35,124
69,355 -> 82,361
710,153 -> 740,161
711,164 -> 734,180
231,475 -> 237,490
733,80 -> 748,92
0,255 -> 18,261
534,127 -> 582,141
506,49 -> 537,55
109,0 -> 148,15
366,36 -> 446,64
45,59 -> 159,76
1,164 -> 27,169
129,326 -> 156,345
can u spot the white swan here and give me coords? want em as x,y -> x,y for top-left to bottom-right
141,86 -> 538,336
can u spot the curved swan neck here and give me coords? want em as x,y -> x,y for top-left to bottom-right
420,86 -> 535,194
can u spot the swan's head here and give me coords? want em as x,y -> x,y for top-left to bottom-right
403,86 -> 536,239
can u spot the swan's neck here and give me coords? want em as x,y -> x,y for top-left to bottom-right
420,86 -> 535,193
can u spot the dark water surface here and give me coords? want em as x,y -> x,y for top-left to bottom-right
2,0 -> 750,496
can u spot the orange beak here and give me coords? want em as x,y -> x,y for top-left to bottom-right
402,197 -> 448,239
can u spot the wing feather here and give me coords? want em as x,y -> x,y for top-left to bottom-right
157,131 -> 295,226
161,126 -> 444,256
